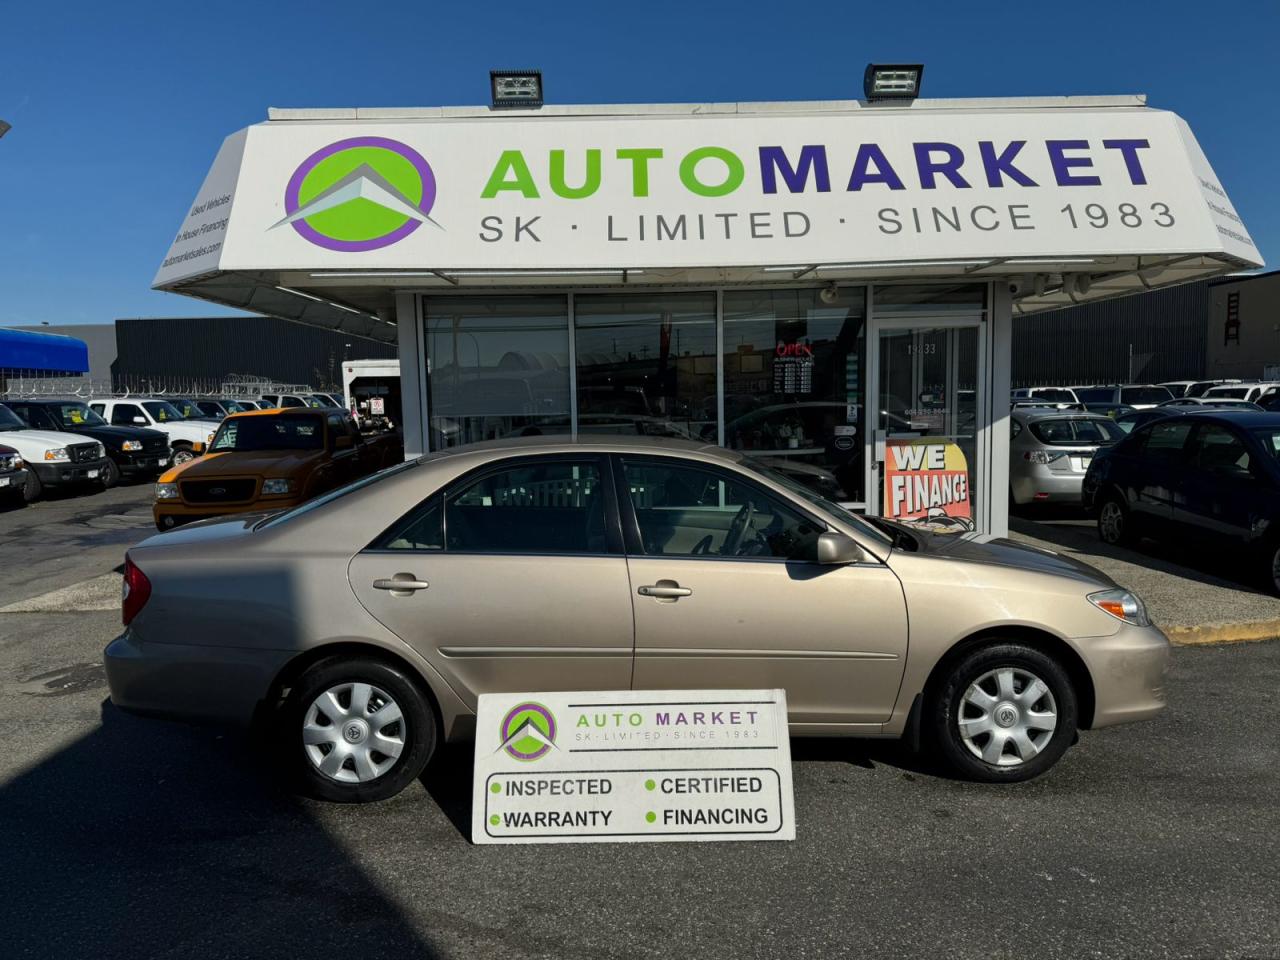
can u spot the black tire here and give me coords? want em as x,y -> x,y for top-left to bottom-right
169,445 -> 196,467
284,656 -> 435,803
1096,492 -> 1136,546
927,641 -> 1078,783
101,459 -> 120,489
1265,540 -> 1280,598
22,469 -> 43,503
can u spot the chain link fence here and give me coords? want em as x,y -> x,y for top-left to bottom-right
0,373 -> 322,401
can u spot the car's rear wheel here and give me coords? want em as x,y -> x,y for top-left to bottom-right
285,656 -> 435,803
1097,493 -> 1135,546
928,642 -> 1078,783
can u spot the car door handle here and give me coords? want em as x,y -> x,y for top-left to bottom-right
637,582 -> 692,600
373,576 -> 430,592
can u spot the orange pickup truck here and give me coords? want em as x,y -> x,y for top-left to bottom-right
153,407 -> 402,530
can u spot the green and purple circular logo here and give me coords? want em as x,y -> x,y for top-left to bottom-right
279,136 -> 437,252
499,702 -> 557,762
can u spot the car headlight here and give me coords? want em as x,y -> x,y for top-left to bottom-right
121,440 -> 143,452
1088,588 -> 1151,627
155,482 -> 179,500
261,478 -> 295,495
12,456 -> 23,469
44,447 -> 69,462
207,433 -> 215,445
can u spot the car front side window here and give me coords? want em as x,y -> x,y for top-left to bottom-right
620,458 -> 824,561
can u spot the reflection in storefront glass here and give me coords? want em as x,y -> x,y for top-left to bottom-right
722,288 -> 866,504
425,296 -> 571,448
574,293 -> 717,441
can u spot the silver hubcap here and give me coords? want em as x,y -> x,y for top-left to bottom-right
1099,502 -> 1124,542
958,667 -> 1057,767
303,682 -> 405,783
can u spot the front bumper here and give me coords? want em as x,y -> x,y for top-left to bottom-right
30,457 -> 111,486
1073,621 -> 1170,728
116,451 -> 168,476
0,468 -> 29,495
104,629 -> 292,726
154,495 -> 302,528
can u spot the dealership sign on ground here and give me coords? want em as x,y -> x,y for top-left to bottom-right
156,105 -> 1260,287
471,689 -> 796,844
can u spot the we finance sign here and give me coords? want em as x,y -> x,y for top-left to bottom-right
205,108 -> 1257,274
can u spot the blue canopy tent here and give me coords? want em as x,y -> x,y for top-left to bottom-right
0,328 -> 90,378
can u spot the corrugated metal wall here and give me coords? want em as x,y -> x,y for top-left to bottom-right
111,315 -> 397,392
1011,281 -> 1209,386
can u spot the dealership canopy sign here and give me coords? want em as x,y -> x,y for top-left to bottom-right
155,105 -> 1260,287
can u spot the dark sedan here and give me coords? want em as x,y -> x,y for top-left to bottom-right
1082,410 -> 1280,593
5,400 -> 170,486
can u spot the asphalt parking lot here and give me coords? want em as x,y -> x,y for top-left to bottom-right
1,487 -> 1278,959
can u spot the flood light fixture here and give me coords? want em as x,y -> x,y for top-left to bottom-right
491,70 -> 544,109
863,64 -> 924,101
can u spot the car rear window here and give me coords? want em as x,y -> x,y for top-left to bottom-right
1031,389 -> 1076,403
1207,387 -> 1249,399
1029,418 -> 1124,446
1252,428 -> 1280,461
1120,387 -> 1173,405
1073,388 -> 1112,402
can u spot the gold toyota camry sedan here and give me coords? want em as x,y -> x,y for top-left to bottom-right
105,437 -> 1168,802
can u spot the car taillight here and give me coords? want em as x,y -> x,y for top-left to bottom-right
122,556 -> 152,626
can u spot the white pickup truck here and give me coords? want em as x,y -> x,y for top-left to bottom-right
0,402 -> 109,501
89,398 -> 217,466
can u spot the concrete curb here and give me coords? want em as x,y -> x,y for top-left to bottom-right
1163,621 -> 1280,646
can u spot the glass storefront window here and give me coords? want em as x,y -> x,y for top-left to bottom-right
425,296 -> 570,448
722,287 -> 866,504
574,293 -> 717,441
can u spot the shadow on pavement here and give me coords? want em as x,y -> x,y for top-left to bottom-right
0,701 -> 440,960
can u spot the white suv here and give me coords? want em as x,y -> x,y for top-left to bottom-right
0,402 -> 108,501
88,398 -> 215,466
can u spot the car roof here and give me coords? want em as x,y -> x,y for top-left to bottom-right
224,407 -> 334,419
1169,409 -> 1280,426
427,434 -> 737,461
1014,409 -> 1114,423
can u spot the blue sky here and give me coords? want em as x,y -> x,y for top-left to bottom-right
2,0 -> 1277,327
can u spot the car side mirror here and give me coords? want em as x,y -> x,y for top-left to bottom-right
133,417 -> 147,425
816,531 -> 865,565
333,434 -> 354,450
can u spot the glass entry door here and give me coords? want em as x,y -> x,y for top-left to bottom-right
867,319 -> 984,533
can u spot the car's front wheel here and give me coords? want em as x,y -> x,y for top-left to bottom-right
22,469 -> 42,503
928,642 -> 1078,783
169,445 -> 196,467
284,656 -> 436,803
101,459 -> 120,488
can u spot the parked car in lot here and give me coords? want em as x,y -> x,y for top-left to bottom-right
1202,381 -> 1280,404
1011,386 -> 1080,405
0,402 -> 108,501
107,436 -> 1169,802
0,443 -> 29,504
1010,410 -> 1125,505
3,399 -> 169,486
152,407 -> 402,530
194,398 -> 259,419
259,392 -> 327,410
1158,397 -> 1263,411
1083,410 -> 1280,593
1183,379 -> 1241,398
89,398 -> 216,466
1073,385 -> 1175,409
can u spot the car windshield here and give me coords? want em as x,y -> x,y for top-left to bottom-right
49,403 -> 107,429
142,401 -> 185,422
1032,389 -> 1076,403
0,405 -> 26,431
211,415 -> 325,452
1029,418 -> 1125,446
1121,387 -> 1173,405
169,399 -> 207,418
1074,388 -> 1112,402
739,457 -> 893,548
260,458 -> 419,528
